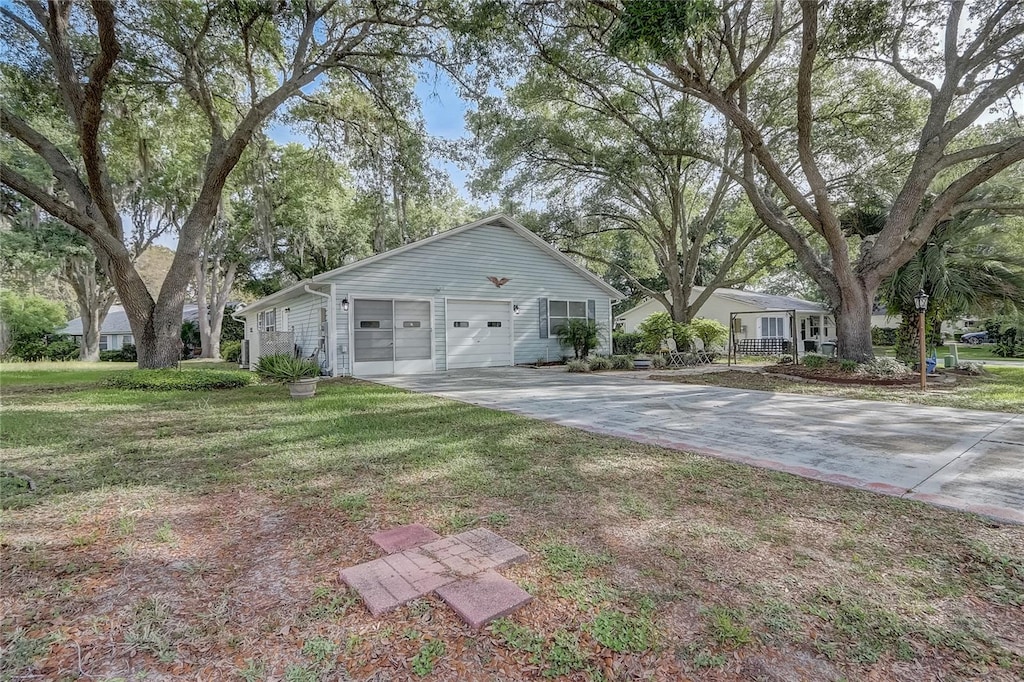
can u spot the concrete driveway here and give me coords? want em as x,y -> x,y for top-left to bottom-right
374,368 -> 1024,524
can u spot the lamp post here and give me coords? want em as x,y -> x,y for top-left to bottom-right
914,289 -> 929,391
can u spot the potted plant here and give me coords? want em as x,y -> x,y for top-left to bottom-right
254,353 -> 321,398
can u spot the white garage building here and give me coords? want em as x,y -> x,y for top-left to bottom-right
238,215 -> 622,376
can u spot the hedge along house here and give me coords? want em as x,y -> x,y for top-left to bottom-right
237,215 -> 623,376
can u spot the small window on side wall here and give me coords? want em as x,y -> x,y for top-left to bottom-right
360,320 -> 381,329
453,321 -> 469,328
403,321 -> 421,328
547,299 -> 589,336
487,321 -> 502,327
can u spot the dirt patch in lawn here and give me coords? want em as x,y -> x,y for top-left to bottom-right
3,378 -> 1023,680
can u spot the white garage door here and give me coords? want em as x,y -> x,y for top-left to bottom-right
446,299 -> 512,369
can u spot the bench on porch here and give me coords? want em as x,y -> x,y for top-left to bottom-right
734,337 -> 792,356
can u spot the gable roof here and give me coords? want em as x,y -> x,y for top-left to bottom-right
239,214 -> 623,313
711,288 -> 828,313
616,286 -> 828,319
61,304 -> 201,336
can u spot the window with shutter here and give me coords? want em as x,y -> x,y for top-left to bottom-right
547,299 -> 590,336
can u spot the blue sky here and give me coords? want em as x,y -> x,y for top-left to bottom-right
413,65 -> 475,199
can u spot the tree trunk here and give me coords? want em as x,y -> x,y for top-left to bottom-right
196,263 -> 236,360
834,283 -> 875,362
79,307 -> 104,361
134,304 -> 184,368
63,255 -> 115,362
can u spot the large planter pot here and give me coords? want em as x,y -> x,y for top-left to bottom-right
287,377 -> 318,399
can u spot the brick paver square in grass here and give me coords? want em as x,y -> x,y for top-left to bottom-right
419,537 -> 488,577
370,523 -> 442,554
340,558 -> 417,615
452,528 -> 529,567
435,570 -> 533,629
341,525 -> 533,625
340,551 -> 453,615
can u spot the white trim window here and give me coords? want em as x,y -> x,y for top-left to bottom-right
760,316 -> 786,338
99,335 -> 109,351
257,309 -> 277,332
123,334 -> 134,346
548,299 -> 588,336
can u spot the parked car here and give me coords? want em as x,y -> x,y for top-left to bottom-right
960,331 -> 988,345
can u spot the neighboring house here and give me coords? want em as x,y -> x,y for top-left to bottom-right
616,287 -> 833,352
871,305 -> 979,337
61,304 -> 201,351
237,214 -> 623,376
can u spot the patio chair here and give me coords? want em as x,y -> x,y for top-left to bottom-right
662,338 -> 699,368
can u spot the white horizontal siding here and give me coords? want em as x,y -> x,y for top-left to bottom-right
241,222 -> 611,375
328,222 -> 613,372
286,295 -> 328,369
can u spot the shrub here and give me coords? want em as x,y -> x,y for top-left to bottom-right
856,357 -> 913,378
8,340 -> 48,361
100,344 -> 137,362
689,317 -> 728,351
588,356 -> 613,371
802,353 -> 828,369
650,354 -> 667,369
612,331 -> 643,355
254,354 -> 320,383
636,312 -> 691,353
556,318 -> 601,359
838,359 -> 858,372
0,291 -> 66,356
871,326 -> 898,346
180,320 -> 200,358
44,338 -> 79,361
983,318 -> 1003,344
222,340 -> 242,363
611,355 -> 634,370
566,359 -> 590,373
104,369 -> 257,390
993,327 -> 1024,358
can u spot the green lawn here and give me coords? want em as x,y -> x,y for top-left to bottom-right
657,366 -> 1024,413
0,359 -> 240,390
1,366 -> 1022,680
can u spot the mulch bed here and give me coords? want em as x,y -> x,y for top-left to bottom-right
763,363 -> 922,386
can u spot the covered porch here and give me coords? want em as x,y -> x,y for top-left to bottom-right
727,308 -> 836,365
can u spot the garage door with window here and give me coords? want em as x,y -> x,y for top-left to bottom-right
352,298 -> 432,376
445,299 -> 511,369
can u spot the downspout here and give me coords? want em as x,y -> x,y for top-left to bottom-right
304,285 -> 337,376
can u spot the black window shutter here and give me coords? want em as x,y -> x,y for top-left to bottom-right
587,299 -> 596,322
538,298 -> 548,338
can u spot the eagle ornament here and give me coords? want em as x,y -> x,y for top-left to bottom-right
487,276 -> 510,288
